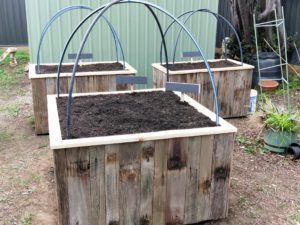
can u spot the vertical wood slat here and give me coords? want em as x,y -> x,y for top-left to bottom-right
66,148 -> 91,225
105,145 -> 120,225
211,133 -> 235,219
119,143 -> 141,225
90,146 -> 106,225
140,142 -> 155,225
165,138 -> 188,225
152,140 -> 168,225
152,66 -> 253,118
53,133 -> 235,225
31,79 -> 48,134
31,72 -> 135,135
53,149 -> 70,225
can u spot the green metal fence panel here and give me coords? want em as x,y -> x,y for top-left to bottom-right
25,0 -> 219,86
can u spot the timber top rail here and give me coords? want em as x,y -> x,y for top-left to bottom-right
152,59 -> 254,75
29,61 -> 136,79
48,89 -> 237,150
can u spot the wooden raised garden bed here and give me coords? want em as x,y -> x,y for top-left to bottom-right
153,59 -> 254,118
48,89 -> 237,225
29,61 -> 136,135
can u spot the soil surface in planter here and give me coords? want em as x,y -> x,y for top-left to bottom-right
163,60 -> 239,71
36,62 -> 124,74
57,91 -> 216,139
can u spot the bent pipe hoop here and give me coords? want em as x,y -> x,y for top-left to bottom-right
159,10 -> 226,64
172,9 -> 243,65
160,9 -> 244,66
36,5 -> 125,74
65,0 -> 220,138
172,10 -> 225,64
55,4 -> 126,97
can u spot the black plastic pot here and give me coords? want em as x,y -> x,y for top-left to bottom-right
249,52 -> 281,88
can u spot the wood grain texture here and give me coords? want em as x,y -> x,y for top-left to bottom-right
31,71 -> 136,135
211,133 -> 235,219
52,130 -> 236,224
140,142 -> 155,225
152,65 -> 253,118
31,79 -> 48,134
66,148 -> 91,225
53,149 -> 70,225
152,140 -> 168,225
90,146 -> 106,225
165,138 -> 188,225
105,144 -> 120,225
119,143 -> 141,225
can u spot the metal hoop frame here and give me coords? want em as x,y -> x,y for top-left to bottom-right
62,0 -> 220,138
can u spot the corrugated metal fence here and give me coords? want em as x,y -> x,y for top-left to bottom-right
216,0 -> 231,48
0,0 -> 28,46
25,0 -> 219,86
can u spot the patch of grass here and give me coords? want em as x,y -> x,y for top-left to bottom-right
16,175 -> 41,187
287,209 -> 300,225
0,68 -> 18,88
0,105 -> 21,118
238,195 -> 249,208
235,134 -> 264,154
0,50 -> 29,65
27,116 -> 35,128
0,132 -> 13,142
20,212 -> 33,225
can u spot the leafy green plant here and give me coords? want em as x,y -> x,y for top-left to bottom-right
262,98 -> 300,133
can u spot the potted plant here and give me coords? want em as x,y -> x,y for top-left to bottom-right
262,100 -> 300,153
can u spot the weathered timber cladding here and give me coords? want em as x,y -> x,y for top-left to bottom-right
30,62 -> 136,135
53,134 -> 235,225
152,60 -> 254,118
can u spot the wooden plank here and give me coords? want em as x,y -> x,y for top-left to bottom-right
197,135 -> 214,221
165,138 -> 188,225
140,142 -> 155,225
90,146 -> 106,225
53,149 -> 70,225
152,140 -> 168,225
75,76 -> 89,93
119,143 -> 141,225
184,136 -> 202,224
59,77 -> 69,94
66,147 -> 91,225
105,144 -> 120,225
46,77 -> 56,95
211,133 -> 235,219
31,78 -> 48,134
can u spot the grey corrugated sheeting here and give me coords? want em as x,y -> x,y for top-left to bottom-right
216,0 -> 231,48
0,0 -> 28,46
283,0 -> 300,65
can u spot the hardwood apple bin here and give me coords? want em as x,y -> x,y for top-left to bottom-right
152,59 -> 254,119
29,61 -> 136,135
48,89 -> 237,225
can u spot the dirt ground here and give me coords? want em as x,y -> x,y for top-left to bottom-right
0,54 -> 300,225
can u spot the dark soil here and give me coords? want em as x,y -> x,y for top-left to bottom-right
36,62 -> 124,74
163,60 -> 239,71
57,91 -> 216,139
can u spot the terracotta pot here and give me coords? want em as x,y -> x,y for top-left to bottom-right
259,80 -> 279,91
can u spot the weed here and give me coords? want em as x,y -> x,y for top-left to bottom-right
287,209 -> 300,225
0,197 -> 8,204
238,195 -> 248,208
27,116 -> 35,128
0,105 -> 21,118
0,68 -> 17,87
235,134 -> 264,154
38,143 -> 48,149
20,212 -> 33,225
0,132 -> 13,142
16,175 -> 41,187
